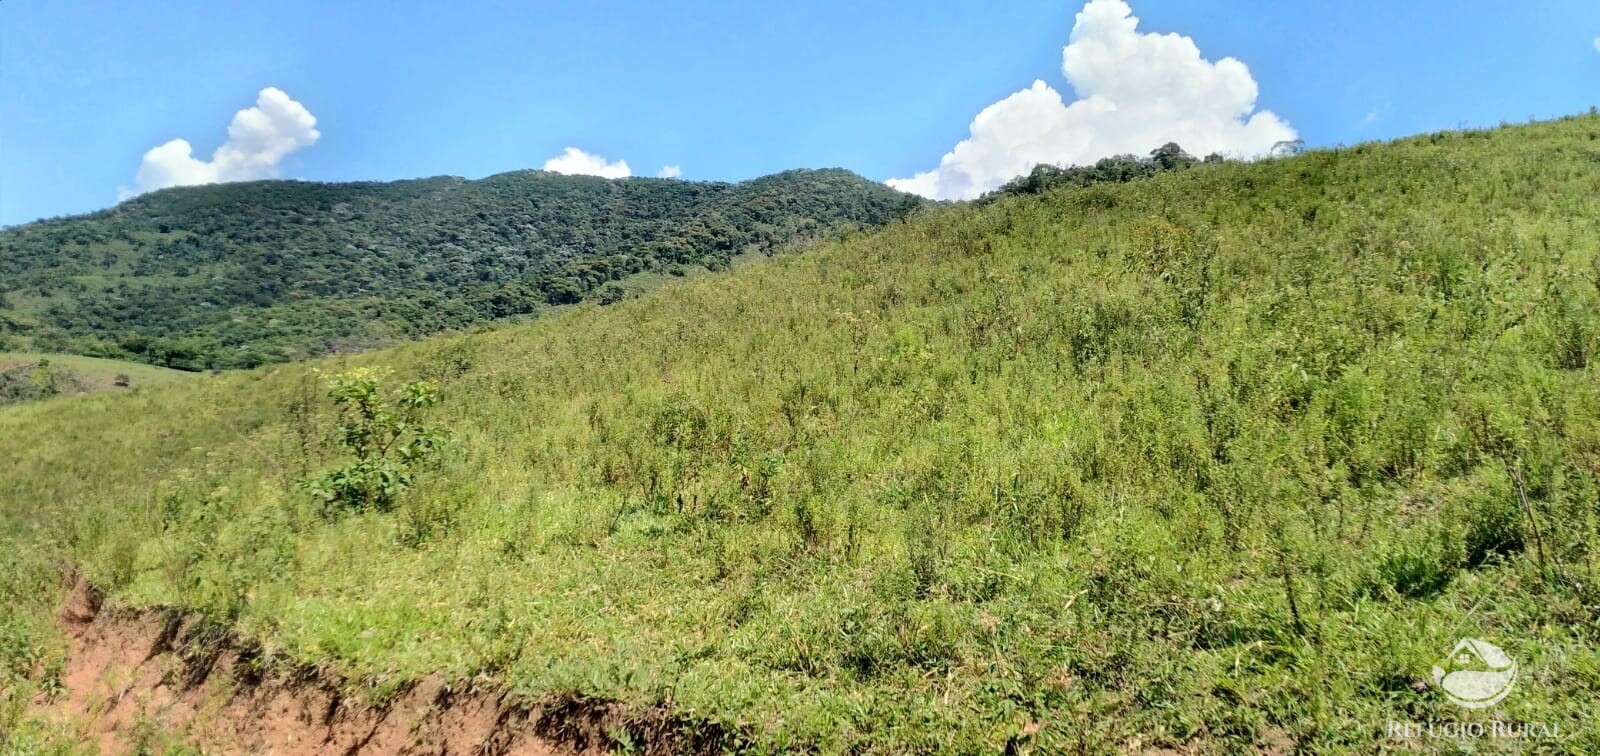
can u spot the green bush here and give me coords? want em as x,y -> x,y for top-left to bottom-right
300,368 -> 445,514
1374,536 -> 1460,599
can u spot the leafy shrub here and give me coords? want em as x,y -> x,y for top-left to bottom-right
1373,537 -> 1460,599
1534,276 -> 1599,370
1463,471 -> 1524,567
300,368 -> 446,514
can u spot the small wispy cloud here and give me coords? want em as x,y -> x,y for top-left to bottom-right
1358,103 -> 1390,129
542,147 -> 631,178
1593,35 -> 1600,56
657,165 -> 683,179
121,87 -> 320,200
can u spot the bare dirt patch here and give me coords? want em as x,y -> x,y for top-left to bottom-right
33,578 -> 733,754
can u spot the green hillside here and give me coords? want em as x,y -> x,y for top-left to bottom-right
0,168 -> 917,370
6,115 -> 1600,752
0,352 -> 193,406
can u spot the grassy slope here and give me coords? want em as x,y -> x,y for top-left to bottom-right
6,116 -> 1600,752
0,352 -> 193,393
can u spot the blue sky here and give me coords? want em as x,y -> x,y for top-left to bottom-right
2,0 -> 1598,222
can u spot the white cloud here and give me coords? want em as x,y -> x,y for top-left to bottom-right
122,87 -> 320,199
657,165 -> 683,179
1593,36 -> 1600,56
888,0 -> 1296,200
542,147 -> 632,178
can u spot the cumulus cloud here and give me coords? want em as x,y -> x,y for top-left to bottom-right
123,87 -> 320,199
542,147 -> 632,178
888,0 -> 1296,200
657,165 -> 683,179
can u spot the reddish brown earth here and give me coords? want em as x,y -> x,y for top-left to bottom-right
33,578 -> 731,755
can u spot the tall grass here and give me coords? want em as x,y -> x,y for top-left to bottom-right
6,115 -> 1600,751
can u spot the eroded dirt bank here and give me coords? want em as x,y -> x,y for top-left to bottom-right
32,579 -> 730,754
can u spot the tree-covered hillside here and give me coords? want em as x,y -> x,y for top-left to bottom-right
0,169 -> 916,370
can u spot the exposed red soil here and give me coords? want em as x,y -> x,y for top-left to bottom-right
33,578 -> 733,754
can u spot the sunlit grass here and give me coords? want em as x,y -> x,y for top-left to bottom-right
6,115 -> 1600,752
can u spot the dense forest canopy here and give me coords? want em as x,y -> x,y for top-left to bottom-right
0,169 -> 916,370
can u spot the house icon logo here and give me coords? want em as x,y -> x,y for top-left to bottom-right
1431,638 -> 1517,709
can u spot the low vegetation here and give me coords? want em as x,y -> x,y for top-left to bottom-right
0,352 -> 192,406
5,114 -> 1600,752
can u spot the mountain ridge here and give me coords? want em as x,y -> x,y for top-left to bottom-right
0,167 -> 917,370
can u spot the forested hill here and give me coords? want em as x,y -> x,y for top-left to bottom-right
0,168 -> 918,370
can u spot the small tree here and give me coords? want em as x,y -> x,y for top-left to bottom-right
1149,142 -> 1196,172
301,368 -> 445,514
893,195 -> 923,224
